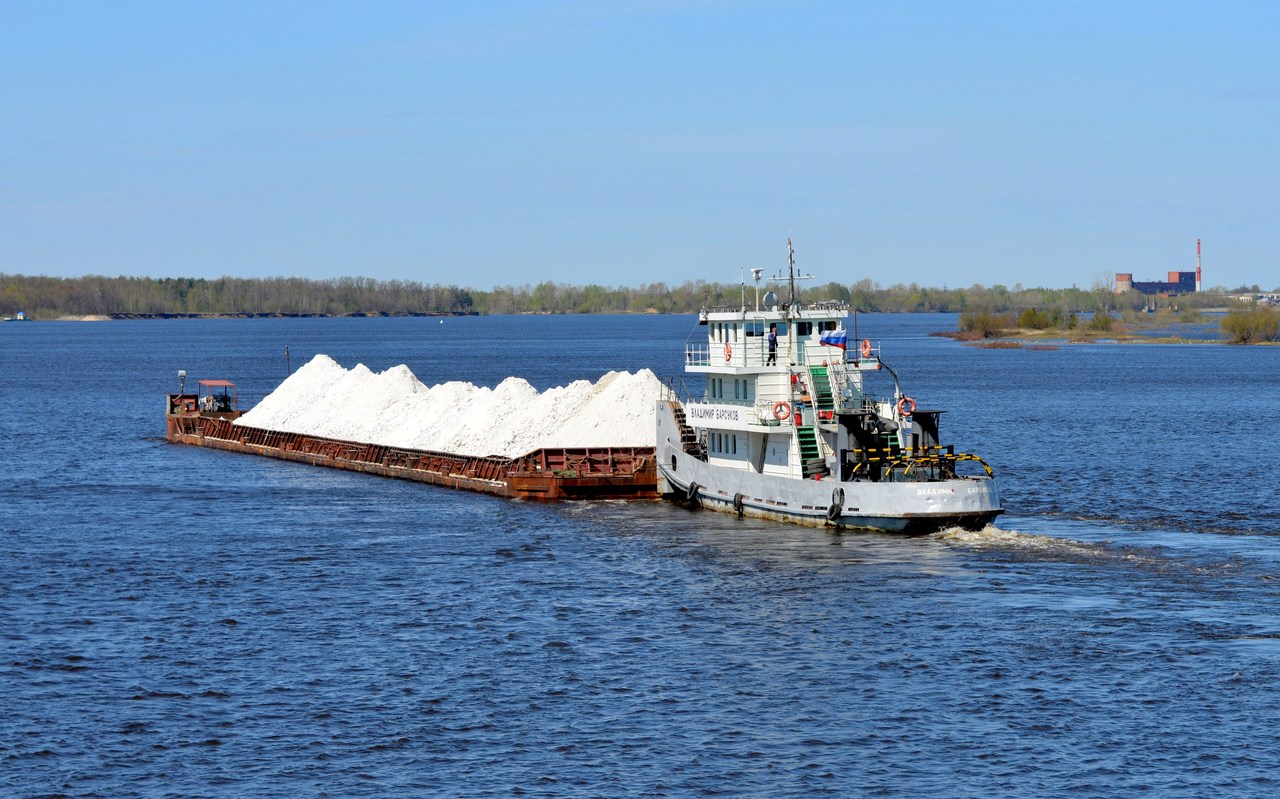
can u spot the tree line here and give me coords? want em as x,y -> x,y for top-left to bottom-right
0,272 -> 1251,319
956,295 -> 1279,344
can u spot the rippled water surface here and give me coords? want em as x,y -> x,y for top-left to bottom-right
3,314 -> 1279,797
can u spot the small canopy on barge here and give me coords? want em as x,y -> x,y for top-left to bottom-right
197,379 -> 237,413
168,378 -> 239,417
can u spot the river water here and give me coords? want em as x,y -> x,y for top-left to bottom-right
3,313 -> 1278,797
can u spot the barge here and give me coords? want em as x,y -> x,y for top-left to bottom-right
166,378 -> 658,501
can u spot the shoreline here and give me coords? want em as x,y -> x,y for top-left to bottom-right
47,310 -> 481,322
931,329 -> 1257,346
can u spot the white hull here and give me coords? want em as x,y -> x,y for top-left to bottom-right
661,238 -> 1003,534
657,400 -> 1002,534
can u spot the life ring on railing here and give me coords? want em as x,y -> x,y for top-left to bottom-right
897,396 -> 916,417
772,401 -> 791,421
724,343 -> 733,362
861,339 -> 872,358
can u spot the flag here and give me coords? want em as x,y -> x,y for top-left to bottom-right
819,328 -> 848,349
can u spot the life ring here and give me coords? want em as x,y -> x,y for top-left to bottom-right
724,344 -> 732,362
861,339 -> 872,358
772,401 -> 791,421
897,396 -> 916,416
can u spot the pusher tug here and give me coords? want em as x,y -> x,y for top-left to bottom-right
656,240 -> 1002,533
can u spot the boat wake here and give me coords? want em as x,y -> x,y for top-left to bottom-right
934,524 -> 1124,562
934,524 -> 1092,552
933,523 -> 1223,573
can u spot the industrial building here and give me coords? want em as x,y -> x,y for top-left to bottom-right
1115,240 -> 1203,295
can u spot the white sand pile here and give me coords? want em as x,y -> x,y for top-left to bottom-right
235,354 -> 663,458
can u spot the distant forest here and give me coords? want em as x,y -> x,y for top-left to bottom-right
0,273 -> 1259,319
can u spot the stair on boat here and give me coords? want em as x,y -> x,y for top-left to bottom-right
796,425 -> 826,477
671,402 -> 707,460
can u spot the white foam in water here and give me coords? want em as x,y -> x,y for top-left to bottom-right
936,524 -> 1092,553
236,354 -> 664,458
936,524 -> 1162,566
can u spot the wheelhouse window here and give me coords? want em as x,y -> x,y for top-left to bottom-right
710,433 -> 739,456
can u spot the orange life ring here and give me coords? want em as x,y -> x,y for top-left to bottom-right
897,396 -> 916,416
772,401 -> 791,421
724,343 -> 733,362
861,339 -> 872,358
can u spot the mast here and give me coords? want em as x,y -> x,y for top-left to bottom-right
767,236 -> 811,319
787,236 -> 797,309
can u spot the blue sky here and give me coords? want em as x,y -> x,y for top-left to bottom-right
3,1 -> 1276,290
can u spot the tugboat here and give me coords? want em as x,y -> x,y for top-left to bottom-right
656,239 -> 1002,533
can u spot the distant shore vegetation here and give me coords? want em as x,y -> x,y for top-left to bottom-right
953,300 -> 1279,345
0,273 -> 1269,323
1219,305 -> 1280,343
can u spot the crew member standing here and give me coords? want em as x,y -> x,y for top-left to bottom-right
766,324 -> 778,365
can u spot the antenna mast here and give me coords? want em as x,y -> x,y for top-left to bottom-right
787,236 -> 797,306
767,235 -> 812,314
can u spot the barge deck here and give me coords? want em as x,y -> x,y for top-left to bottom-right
166,383 -> 658,501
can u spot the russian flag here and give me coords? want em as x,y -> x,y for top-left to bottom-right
819,328 -> 848,349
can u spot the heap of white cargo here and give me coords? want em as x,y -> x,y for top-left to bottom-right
235,354 -> 662,459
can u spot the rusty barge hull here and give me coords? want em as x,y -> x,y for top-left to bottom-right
165,412 -> 658,501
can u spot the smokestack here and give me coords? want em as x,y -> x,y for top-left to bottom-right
1196,238 -> 1202,292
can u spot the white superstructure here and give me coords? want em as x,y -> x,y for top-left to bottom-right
656,240 -> 1002,533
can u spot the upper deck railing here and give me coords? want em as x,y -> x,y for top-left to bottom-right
699,299 -> 850,317
686,338 -> 881,371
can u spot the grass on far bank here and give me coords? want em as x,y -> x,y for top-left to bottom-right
937,305 -> 1280,346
